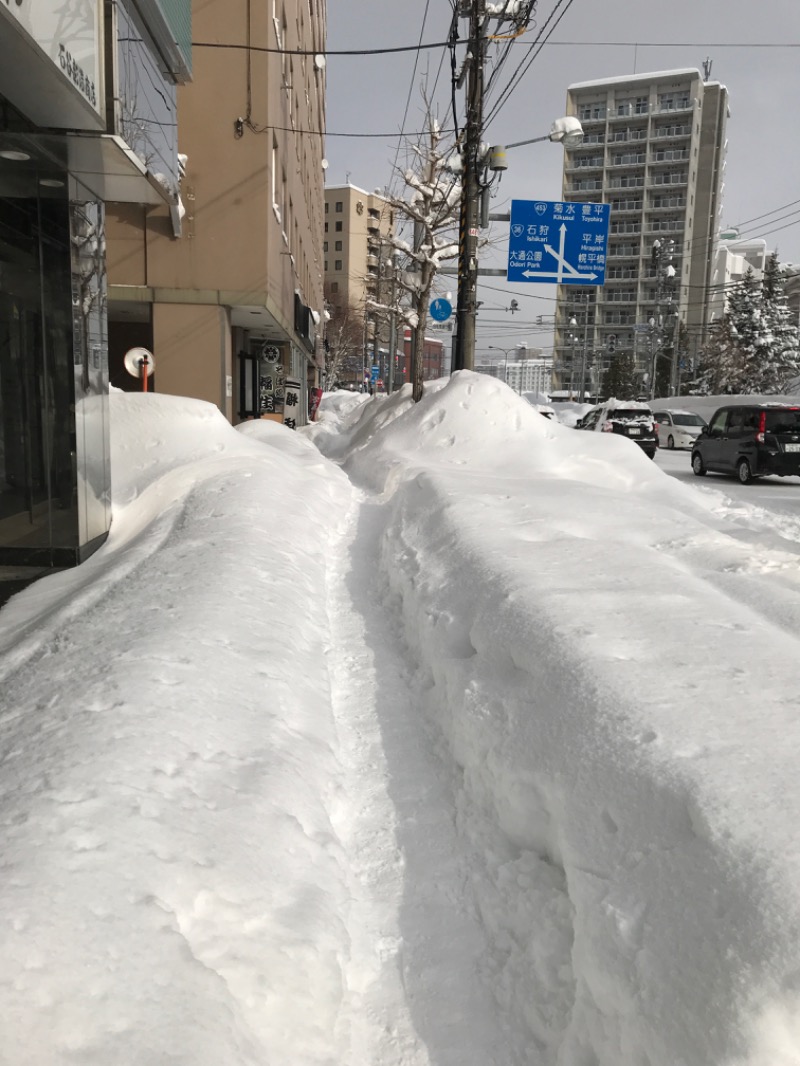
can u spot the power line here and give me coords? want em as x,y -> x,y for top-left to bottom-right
192,38 -> 465,56
484,0 -> 577,126
261,124 -> 457,138
191,39 -> 800,58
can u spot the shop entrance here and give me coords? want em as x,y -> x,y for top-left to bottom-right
0,157 -> 77,567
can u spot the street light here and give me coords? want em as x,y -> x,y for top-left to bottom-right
500,116 -> 585,153
488,343 -> 527,388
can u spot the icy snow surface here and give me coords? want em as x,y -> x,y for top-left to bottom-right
2,376 -> 800,1064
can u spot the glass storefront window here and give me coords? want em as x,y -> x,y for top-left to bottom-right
0,154 -> 110,566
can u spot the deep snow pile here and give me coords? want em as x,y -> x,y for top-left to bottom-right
0,395 -> 356,1065
2,379 -> 800,1064
312,373 -> 800,1066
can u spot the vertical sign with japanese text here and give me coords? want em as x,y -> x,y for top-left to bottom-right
282,379 -> 302,430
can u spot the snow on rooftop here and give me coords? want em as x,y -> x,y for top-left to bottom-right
569,67 -> 701,92
324,183 -> 388,201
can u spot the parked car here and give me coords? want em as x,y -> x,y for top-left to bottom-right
691,403 -> 800,483
652,409 -> 707,450
577,400 -> 659,458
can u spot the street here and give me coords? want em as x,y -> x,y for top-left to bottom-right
655,446 -> 800,518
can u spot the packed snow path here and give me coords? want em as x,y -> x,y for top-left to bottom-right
325,491 -> 511,1065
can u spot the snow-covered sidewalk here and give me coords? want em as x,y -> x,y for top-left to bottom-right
2,377 -> 800,1064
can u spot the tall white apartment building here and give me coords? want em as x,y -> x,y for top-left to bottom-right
506,359 -> 554,395
554,69 -> 728,392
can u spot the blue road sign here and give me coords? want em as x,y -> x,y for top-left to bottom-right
370,364 -> 380,383
429,298 -> 453,322
507,199 -> 610,286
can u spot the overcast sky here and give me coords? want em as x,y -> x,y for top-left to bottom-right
325,0 -> 800,356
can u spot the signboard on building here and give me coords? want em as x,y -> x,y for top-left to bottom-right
283,379 -> 302,430
0,0 -> 104,128
507,199 -> 610,286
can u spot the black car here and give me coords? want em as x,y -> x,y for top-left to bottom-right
691,404 -> 800,483
578,401 -> 659,459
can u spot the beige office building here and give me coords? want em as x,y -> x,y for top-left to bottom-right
106,0 -> 327,426
324,184 -> 393,308
554,69 -> 728,393
324,184 -> 394,384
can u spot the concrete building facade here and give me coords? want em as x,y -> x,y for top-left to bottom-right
0,0 -> 190,589
106,0 -> 326,427
323,183 -> 394,385
476,359 -> 553,395
554,69 -> 728,394
708,230 -> 769,324
324,185 -> 393,310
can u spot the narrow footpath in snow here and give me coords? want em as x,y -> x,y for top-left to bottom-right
325,488 -> 512,1065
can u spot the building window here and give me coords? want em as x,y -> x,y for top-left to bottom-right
335,201 -> 343,212
324,260 -> 328,270
335,259 -> 342,270
324,222 -> 328,232
335,221 -> 342,232
325,202 -> 329,213
331,282 -> 339,293
659,91 -> 691,111
323,241 -> 328,251
335,240 -> 342,251
578,103 -> 606,121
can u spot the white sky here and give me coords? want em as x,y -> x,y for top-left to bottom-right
3,381 -> 800,1063
325,0 -> 800,358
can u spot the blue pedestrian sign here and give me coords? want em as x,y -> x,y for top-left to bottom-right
370,364 -> 380,383
507,199 -> 610,286
429,297 -> 453,322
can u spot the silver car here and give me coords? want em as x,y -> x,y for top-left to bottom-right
653,409 -> 707,450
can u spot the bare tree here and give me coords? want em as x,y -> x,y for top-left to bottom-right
323,283 -> 365,391
370,101 -> 460,401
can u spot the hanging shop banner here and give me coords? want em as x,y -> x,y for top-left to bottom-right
283,379 -> 302,431
0,0 -> 104,127
258,343 -> 285,419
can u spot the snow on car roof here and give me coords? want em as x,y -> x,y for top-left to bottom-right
602,398 -> 651,411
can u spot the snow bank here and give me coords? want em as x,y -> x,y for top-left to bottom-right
317,372 -> 800,1066
0,394 -> 354,1065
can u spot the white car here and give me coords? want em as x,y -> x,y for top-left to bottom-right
652,409 -> 708,450
577,400 -> 659,458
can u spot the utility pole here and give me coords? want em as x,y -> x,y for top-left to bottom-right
668,313 -> 682,396
649,238 -> 675,400
577,293 -> 592,401
387,253 -> 398,394
372,240 -> 384,387
453,0 -> 486,373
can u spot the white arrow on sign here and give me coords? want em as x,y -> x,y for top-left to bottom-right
511,218 -> 603,282
543,224 -> 574,282
522,269 -> 598,280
